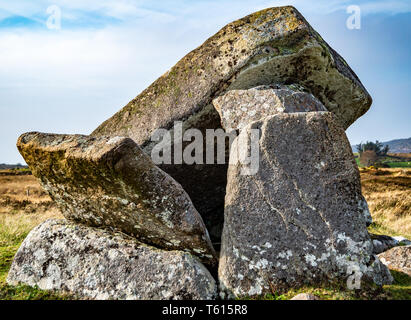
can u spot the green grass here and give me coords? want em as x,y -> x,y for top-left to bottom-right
256,285 -> 362,300
245,273 -> 411,300
354,153 -> 411,168
384,270 -> 411,300
386,162 -> 411,168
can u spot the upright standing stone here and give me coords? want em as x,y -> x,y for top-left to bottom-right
212,84 -> 327,132
219,112 -> 392,298
17,132 -> 217,265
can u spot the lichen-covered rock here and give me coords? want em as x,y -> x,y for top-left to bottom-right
370,234 -> 399,255
7,219 -> 217,300
17,132 -> 217,265
91,6 -> 372,242
378,246 -> 411,276
219,112 -> 392,299
212,84 -> 326,132
93,6 -> 370,140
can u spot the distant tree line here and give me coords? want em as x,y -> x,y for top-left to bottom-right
356,141 -> 389,157
356,141 -> 390,167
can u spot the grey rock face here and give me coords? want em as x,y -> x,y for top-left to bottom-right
213,84 -> 326,132
17,132 -> 217,265
91,6 -> 372,242
359,198 -> 373,227
219,112 -> 392,298
370,234 -> 399,255
7,219 -> 217,300
378,245 -> 411,276
93,6 -> 370,141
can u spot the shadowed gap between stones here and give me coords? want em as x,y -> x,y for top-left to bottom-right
148,106 -> 230,251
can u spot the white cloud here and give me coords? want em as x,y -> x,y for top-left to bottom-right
0,0 -> 177,24
360,1 -> 411,15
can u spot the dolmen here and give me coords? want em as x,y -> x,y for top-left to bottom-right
8,6 -> 392,300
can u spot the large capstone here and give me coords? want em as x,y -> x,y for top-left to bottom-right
17,132 -> 217,265
218,112 -> 392,298
7,219 -> 217,300
91,6 -> 372,243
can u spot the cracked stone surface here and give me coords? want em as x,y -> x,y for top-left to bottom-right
91,6 -> 372,242
7,219 -> 217,300
212,84 -> 327,132
378,246 -> 411,276
17,132 -> 217,266
218,112 -> 392,299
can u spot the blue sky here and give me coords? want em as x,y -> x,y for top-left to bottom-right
0,0 -> 410,164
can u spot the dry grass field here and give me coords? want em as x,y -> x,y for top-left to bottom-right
0,174 -> 62,248
0,173 -> 64,299
0,168 -> 410,300
361,168 -> 411,239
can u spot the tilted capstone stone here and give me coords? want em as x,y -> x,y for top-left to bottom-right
7,219 -> 217,300
93,6 -> 371,140
91,6 -> 372,243
219,112 -> 392,298
17,132 -> 217,265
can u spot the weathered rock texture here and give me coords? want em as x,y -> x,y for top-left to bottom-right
93,6 -> 370,140
378,246 -> 411,276
17,132 -> 216,265
219,112 -> 392,298
370,234 -> 400,255
213,84 -> 326,132
91,6 -> 372,242
7,219 -> 217,300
